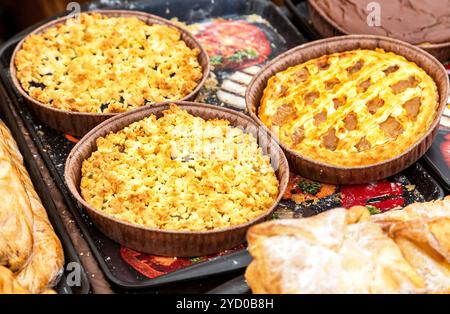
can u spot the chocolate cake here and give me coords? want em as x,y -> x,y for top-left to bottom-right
310,0 -> 450,45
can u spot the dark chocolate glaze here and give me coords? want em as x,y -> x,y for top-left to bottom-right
312,0 -> 450,45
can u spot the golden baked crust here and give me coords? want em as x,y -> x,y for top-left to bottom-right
0,127 -> 34,272
246,197 -> 450,294
14,13 -> 203,113
372,197 -> 450,293
0,266 -> 28,294
258,49 -> 439,167
0,121 -> 64,294
0,266 -> 56,294
81,105 -> 279,231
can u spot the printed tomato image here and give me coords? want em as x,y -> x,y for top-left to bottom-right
120,247 -> 194,278
195,20 -> 271,70
120,244 -> 244,279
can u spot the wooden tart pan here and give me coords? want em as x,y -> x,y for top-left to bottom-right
308,0 -> 450,62
10,10 -> 210,137
65,101 -> 289,257
246,35 -> 449,184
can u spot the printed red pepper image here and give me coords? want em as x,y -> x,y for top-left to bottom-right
341,181 -> 404,212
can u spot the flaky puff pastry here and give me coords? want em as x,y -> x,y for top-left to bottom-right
0,266 -> 28,294
0,128 -> 33,272
0,266 -> 55,294
372,197 -> 450,293
0,121 -> 64,293
246,207 -> 425,294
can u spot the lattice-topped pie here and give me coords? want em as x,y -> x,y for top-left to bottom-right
258,49 -> 439,167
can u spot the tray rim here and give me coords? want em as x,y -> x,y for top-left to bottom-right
285,0 -> 321,40
423,129 -> 450,192
424,155 -> 450,192
207,274 -> 250,294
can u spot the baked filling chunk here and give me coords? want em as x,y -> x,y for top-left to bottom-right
258,49 -> 439,167
14,13 -> 203,113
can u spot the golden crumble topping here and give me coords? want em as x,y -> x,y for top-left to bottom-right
80,105 -> 279,231
259,49 -> 439,167
14,13 -> 203,113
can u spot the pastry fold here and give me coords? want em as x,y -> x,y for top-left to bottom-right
0,127 -> 33,272
0,266 -> 55,294
0,121 -> 64,293
372,198 -> 450,293
0,266 -> 28,294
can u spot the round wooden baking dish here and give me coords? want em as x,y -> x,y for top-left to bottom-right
307,0 -> 450,62
65,101 -> 289,257
246,35 -> 449,185
10,10 -> 210,137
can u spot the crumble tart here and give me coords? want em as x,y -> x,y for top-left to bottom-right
14,13 -> 203,113
258,49 -> 439,167
80,105 -> 279,232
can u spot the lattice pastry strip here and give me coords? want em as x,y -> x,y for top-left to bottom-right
259,49 -> 439,167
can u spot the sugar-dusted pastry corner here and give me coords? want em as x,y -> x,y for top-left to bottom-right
245,198 -> 450,294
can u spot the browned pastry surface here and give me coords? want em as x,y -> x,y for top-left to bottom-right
0,266 -> 56,294
0,79 -> 111,293
0,128 -> 33,272
372,198 -> 450,293
0,121 -> 64,294
0,266 -> 28,294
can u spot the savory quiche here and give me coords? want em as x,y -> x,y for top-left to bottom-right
258,49 -> 439,167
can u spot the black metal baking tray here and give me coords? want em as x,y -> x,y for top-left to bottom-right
0,87 -> 90,294
0,0 -> 307,290
285,0 -> 321,41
